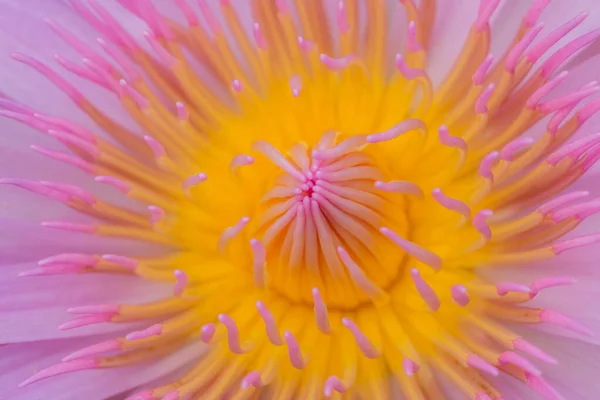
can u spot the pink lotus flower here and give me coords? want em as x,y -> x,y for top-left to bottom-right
2,0 -> 600,398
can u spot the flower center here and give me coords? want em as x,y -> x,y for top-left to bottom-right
253,131 -> 410,308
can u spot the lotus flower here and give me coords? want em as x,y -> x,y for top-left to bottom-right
2,0 -> 600,399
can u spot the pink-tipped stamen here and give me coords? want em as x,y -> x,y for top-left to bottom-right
451,285 -> 470,307
253,22 -> 267,50
406,21 -> 422,52
231,79 -> 243,93
342,317 -> 380,358
380,227 -> 442,270
97,38 -> 140,81
473,54 -> 493,85
284,330 -> 306,369
298,36 -> 315,53
256,300 -> 283,345
467,354 -> 499,376
126,324 -> 162,340
553,233 -> 600,254
56,55 -> 111,91
525,373 -> 566,400
218,216 -> 251,253
175,101 -> 189,120
524,0 -> 551,27
395,54 -> 426,80
144,31 -> 178,67
539,309 -> 593,336
48,130 -> 99,159
513,338 -> 557,364
374,180 -> 423,197
474,0 -> 500,31
200,323 -> 215,343
319,53 -> 360,72
496,282 -> 531,296
0,178 -> 71,204
173,269 -> 188,297
324,376 -> 347,397
218,313 -> 247,354
148,205 -> 165,225
551,199 -> 600,222
59,313 -> 114,330
541,28 -> 600,78
197,0 -> 222,34
499,351 -> 543,377
33,113 -> 96,143
102,254 -> 139,270
241,371 -> 262,389
31,145 -> 95,174
473,210 -> 493,241
475,393 -> 493,400
95,175 -> 132,194
505,23 -> 544,73
366,119 -> 425,143
274,0 -> 289,14
337,1 -> 350,34
254,140 -> 306,181
42,221 -> 97,234
577,96 -> 600,125
337,247 -> 387,301
547,132 -> 600,165
528,12 -> 588,64
476,83 -> 495,114
438,125 -> 468,152
18,359 -> 100,387
19,265 -> 85,277
62,339 -> 121,362
530,276 -> 577,297
312,288 -> 332,334
250,238 -> 267,288
230,154 -> 254,171
39,253 -> 99,267
501,138 -> 535,161
119,79 -> 149,109
527,71 -> 569,109
289,74 -> 302,97
539,84 -> 599,114
67,304 -> 120,314
403,357 -> 420,376
410,268 -> 440,312
161,391 -> 179,400
174,0 -> 199,26
143,135 -> 167,159
40,180 -> 96,206
312,135 -> 367,160
432,188 -> 471,218
478,151 -> 499,180
538,191 -> 589,215
182,172 -> 207,192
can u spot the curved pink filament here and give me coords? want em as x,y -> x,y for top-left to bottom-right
473,210 -> 493,241
143,135 -> 166,159
374,180 -> 422,197
39,253 -> 99,267
31,145 -> 95,174
218,314 -> 247,353
42,221 -> 97,234
126,324 -> 162,340
175,101 -> 189,120
218,216 -> 251,253
313,135 -> 366,160
120,79 -> 149,109
501,137 -> 535,161
256,301 -> 283,345
553,233 -> 600,255
95,175 -> 132,193
476,83 -> 495,114
342,317 -> 380,358
395,54 -> 426,80
410,269 -> 440,312
148,205 -> 165,225
478,151 -> 499,180
298,36 -> 315,53
324,375 -> 347,397
58,313 -> 114,330
538,191 -> 589,215
474,0 -> 500,31
403,357 -> 420,376
241,371 -> 262,389
527,12 -> 587,63
380,227 -> 442,270
505,23 -> 544,73
539,85 -> 599,114
312,288 -> 332,334
182,172 -> 207,192
367,119 -> 426,143
513,338 -> 557,364
496,282 -> 530,296
547,132 -> 600,165
319,53 -> 360,72
231,79 -> 243,93
337,1 -> 350,34
19,359 -> 100,387
473,54 -> 493,85
102,254 -> 139,270
432,188 -> 471,218
451,284 -> 470,307
284,331 -> 306,369
499,351 -> 541,376
40,180 -> 97,205
173,270 -> 188,297
406,21 -> 422,52
337,247 -> 386,301
254,140 -> 306,181
62,339 -> 121,362
253,22 -> 267,50
539,309 -> 593,336
526,71 -> 569,109
467,354 -> 499,376
530,276 -> 576,297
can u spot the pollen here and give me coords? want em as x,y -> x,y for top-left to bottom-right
4,0 -> 600,399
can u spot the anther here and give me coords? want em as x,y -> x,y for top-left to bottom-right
102,254 -> 139,270
496,282 -> 530,296
250,238 -> 267,288
342,317 -> 380,358
380,227 -> 442,270
200,323 -> 215,343
324,376 -> 347,397
472,210 -> 493,241
173,270 -> 188,297
476,84 -> 495,114
374,180 -> 423,197
253,22 -> 267,50
473,54 -> 493,85
366,119 -> 426,143
403,357 -> 420,376
182,172 -> 207,193
126,324 -> 162,340
218,217 -> 250,253
284,330 -> 306,369
312,288 -> 332,334
432,188 -> 470,219
95,176 -> 132,194
337,247 -> 388,303
148,205 -> 165,225
241,371 -> 262,389
218,314 -> 247,354
467,354 -> 499,376
451,285 -> 470,307
256,301 -> 283,345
